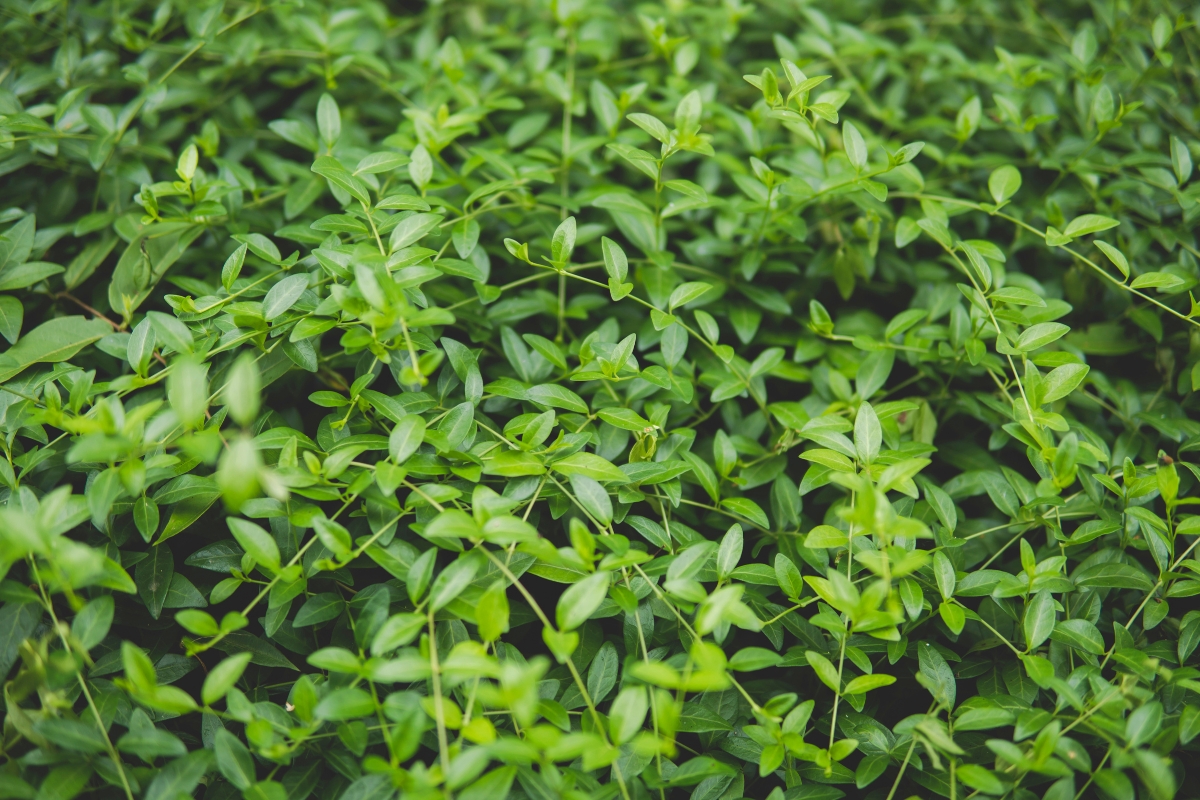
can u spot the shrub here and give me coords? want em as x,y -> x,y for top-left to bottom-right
2,0 -> 1200,798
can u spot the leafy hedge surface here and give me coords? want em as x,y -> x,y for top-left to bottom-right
5,0 -> 1200,799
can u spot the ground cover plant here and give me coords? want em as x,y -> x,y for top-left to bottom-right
4,0 -> 1200,798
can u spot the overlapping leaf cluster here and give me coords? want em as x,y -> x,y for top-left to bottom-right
3,0 -> 1200,799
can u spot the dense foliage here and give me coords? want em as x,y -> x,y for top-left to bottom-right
4,0 -> 1200,798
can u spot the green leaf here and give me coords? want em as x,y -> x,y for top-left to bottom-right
475,583 -> 509,642
202,652 -> 253,705
0,295 -> 22,344
1041,363 -> 1089,403
1094,241 -> 1130,279
225,352 -> 261,426
856,753 -> 889,789
721,497 -> 769,529
729,646 -> 783,671
118,709 -> 187,762
308,647 -> 361,673
0,260 -> 63,291
1172,135 -> 1193,184
262,273 -> 309,320
428,552 -> 483,611
136,544 -> 174,620
856,349 -> 894,399
1063,214 -> 1119,238
389,213 -> 444,252
316,93 -> 341,148
143,752 -> 214,800
939,602 -> 966,635
959,240 -> 993,292
313,516 -> 353,559
227,518 -> 281,572
311,157 -> 372,205
990,287 -> 1045,307
527,384 -> 588,414
608,686 -> 648,744
175,609 -> 218,637
895,216 -> 921,247
388,414 -> 427,464
668,281 -> 713,312
601,236 -> 628,283
627,113 -> 670,143
167,357 -> 208,430
597,407 -> 653,432
121,641 -> 157,692
71,596 -> 114,651
147,311 -> 194,353
213,632 -> 296,669
0,316 -> 110,382
587,641 -> 618,702
294,593 -> 345,627
34,718 -> 109,752
717,524 -> 743,578
315,687 -> 376,721
1074,562 -> 1155,590
1051,618 -> 1104,654
355,152 -> 410,175
1128,701 -> 1164,747
854,401 -> 881,463
1094,769 -> 1135,800
988,165 -> 1022,204
482,450 -> 545,476
556,570 -> 611,631
933,551 -> 956,600
1045,226 -> 1071,247
1179,705 -> 1200,745
677,702 -> 734,732
917,641 -> 956,709
409,145 -> 433,188
214,728 -> 256,790
569,474 -> 613,526
681,451 -> 720,503
843,120 -> 867,169
956,95 -> 981,139
425,508 -> 479,541
551,216 -> 576,263
1016,322 -> 1069,351
1131,271 -> 1186,291
844,673 -> 896,695
922,483 -> 957,534
552,452 -> 626,482
954,707 -> 1015,731
377,194 -> 431,211
775,553 -> 803,599
1023,590 -> 1056,650
956,764 -> 1007,795
1134,750 -> 1176,800
806,650 -> 840,691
